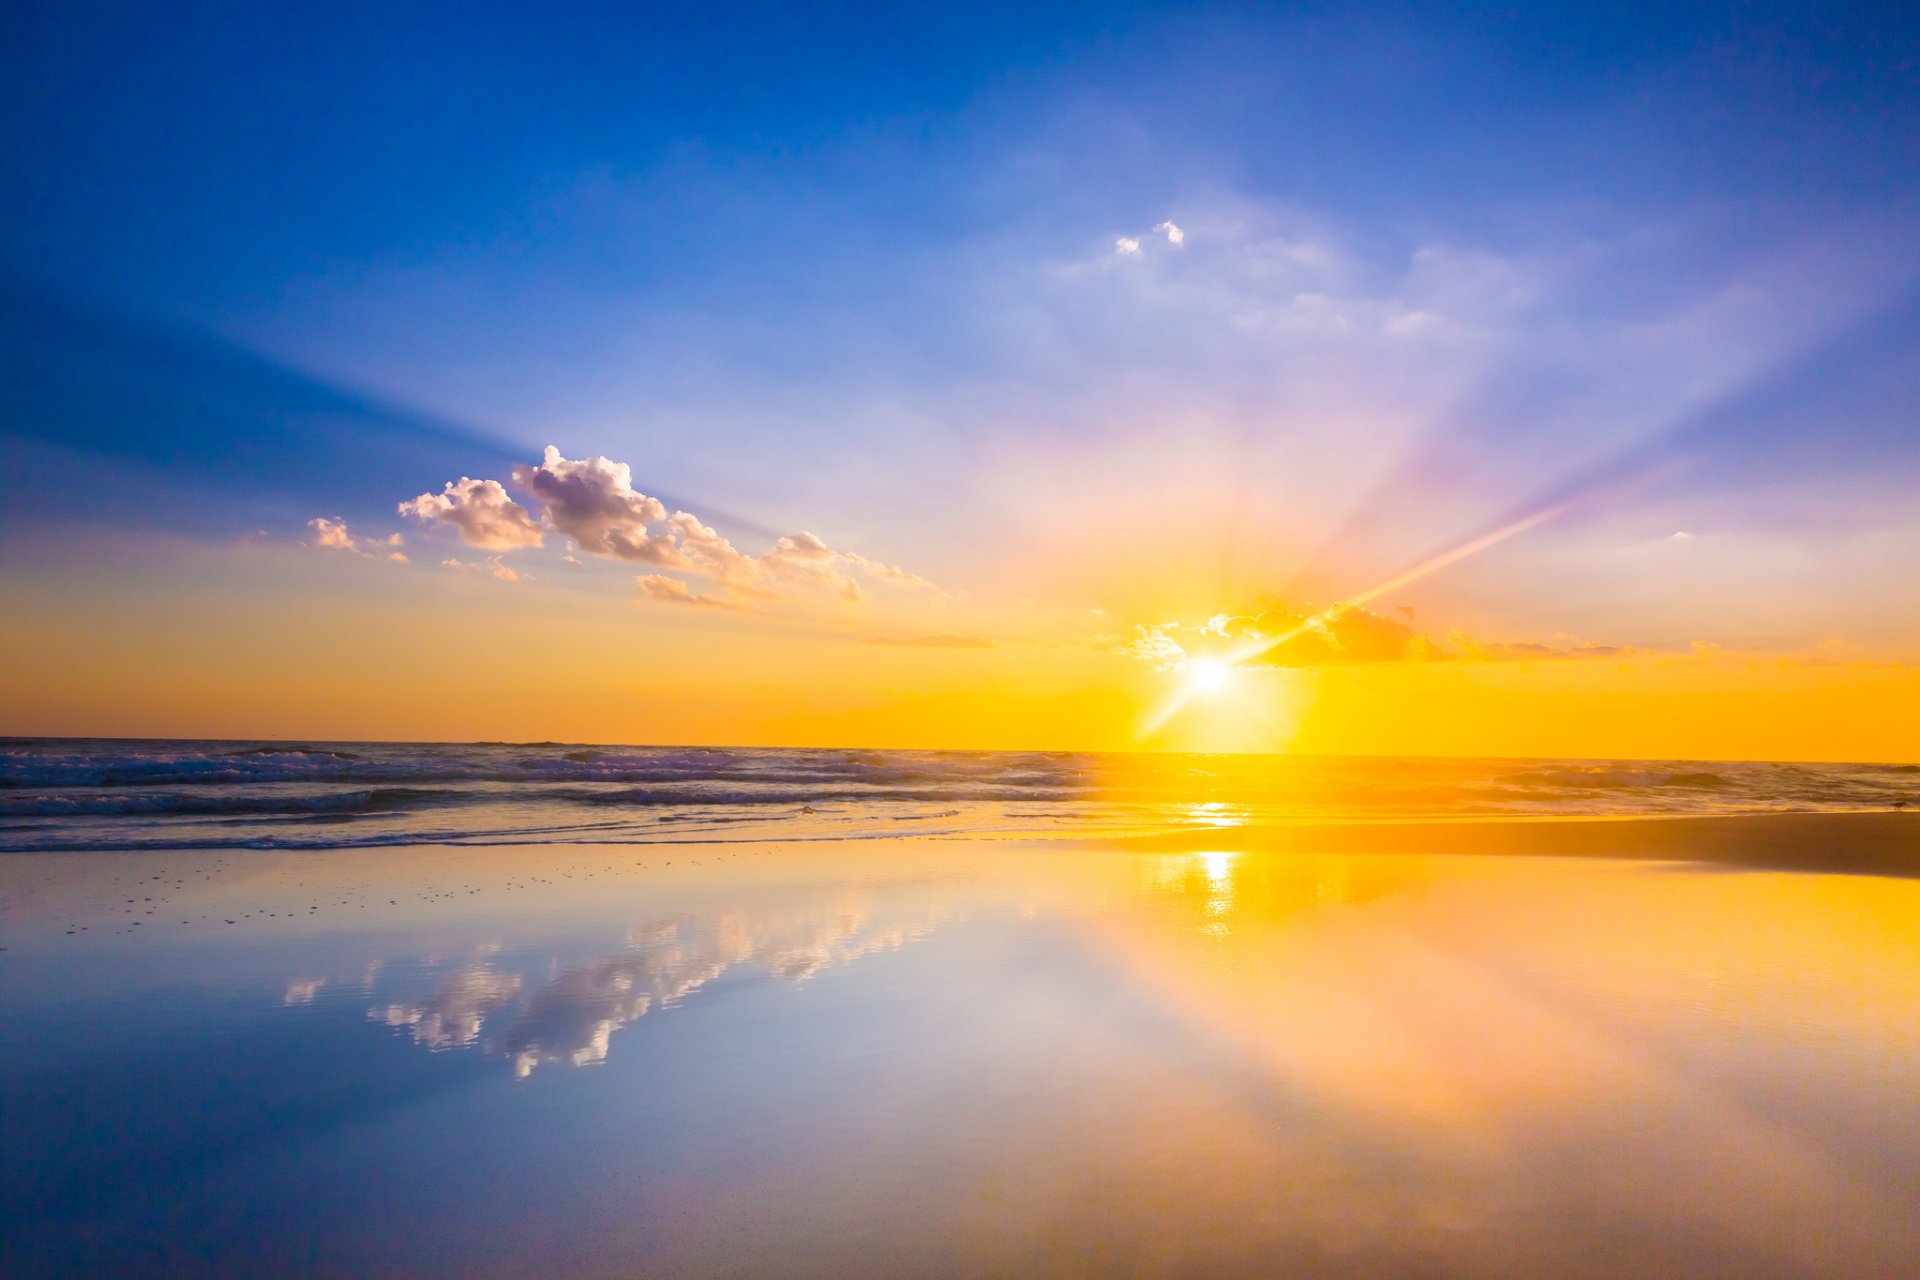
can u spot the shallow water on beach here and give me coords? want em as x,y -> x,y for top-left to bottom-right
4,835 -> 1919,1278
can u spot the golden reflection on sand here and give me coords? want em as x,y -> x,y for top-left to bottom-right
1051,846 -> 1920,1276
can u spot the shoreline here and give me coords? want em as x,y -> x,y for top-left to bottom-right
5,810 -> 1918,938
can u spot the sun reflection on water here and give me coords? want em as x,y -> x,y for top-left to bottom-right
1200,851 -> 1237,937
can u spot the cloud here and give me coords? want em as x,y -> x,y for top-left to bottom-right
636,573 -> 742,608
665,511 -> 768,591
1114,221 -> 1186,258
1118,623 -> 1189,668
840,551 -> 935,588
403,446 -> 935,608
1445,631 -> 1631,662
283,978 -> 325,1005
508,446 -> 677,562
398,477 -> 544,549
307,516 -> 356,551
372,965 -> 524,1050
863,633 -> 995,649
759,531 -> 865,600
1120,606 -> 1641,669
360,896 -> 956,1076
442,556 -> 523,582
305,516 -> 407,561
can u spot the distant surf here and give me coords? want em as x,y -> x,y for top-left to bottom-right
1,739 -> 1913,854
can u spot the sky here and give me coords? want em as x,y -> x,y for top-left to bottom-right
3,1 -> 1918,757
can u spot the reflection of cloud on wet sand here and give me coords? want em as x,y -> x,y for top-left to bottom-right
362,897 -> 954,1076
282,977 -> 326,1005
372,966 -> 524,1048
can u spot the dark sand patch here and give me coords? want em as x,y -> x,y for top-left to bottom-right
1107,811 -> 1920,878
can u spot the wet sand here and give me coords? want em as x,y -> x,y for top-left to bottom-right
1113,809 -> 1920,877
5,810 -> 1918,948
4,815 -> 1920,1278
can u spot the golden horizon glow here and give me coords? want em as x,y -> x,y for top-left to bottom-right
1,511 -> 1917,761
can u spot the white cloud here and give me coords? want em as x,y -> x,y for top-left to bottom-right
306,516 -> 407,561
398,478 -> 544,550
1115,221 -> 1185,260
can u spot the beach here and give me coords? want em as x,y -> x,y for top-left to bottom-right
4,750 -> 1919,1278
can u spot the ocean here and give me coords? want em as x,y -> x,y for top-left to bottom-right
2,738 -> 1915,855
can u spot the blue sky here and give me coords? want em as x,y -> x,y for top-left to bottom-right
4,2 -> 1917,661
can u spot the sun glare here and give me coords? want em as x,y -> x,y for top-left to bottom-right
1187,658 -> 1233,695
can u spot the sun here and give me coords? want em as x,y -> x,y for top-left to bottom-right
1186,657 -> 1233,695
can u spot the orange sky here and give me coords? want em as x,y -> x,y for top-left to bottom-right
2,531 -> 1915,761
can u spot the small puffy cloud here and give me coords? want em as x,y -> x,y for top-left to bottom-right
307,516 -> 357,551
398,478 -> 543,550
1116,221 -> 1185,258
306,516 -> 407,561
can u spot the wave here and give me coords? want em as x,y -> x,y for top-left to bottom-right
1496,765 -> 1735,792
562,784 -> 1083,808
0,744 -> 1094,792
0,786 -> 468,819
